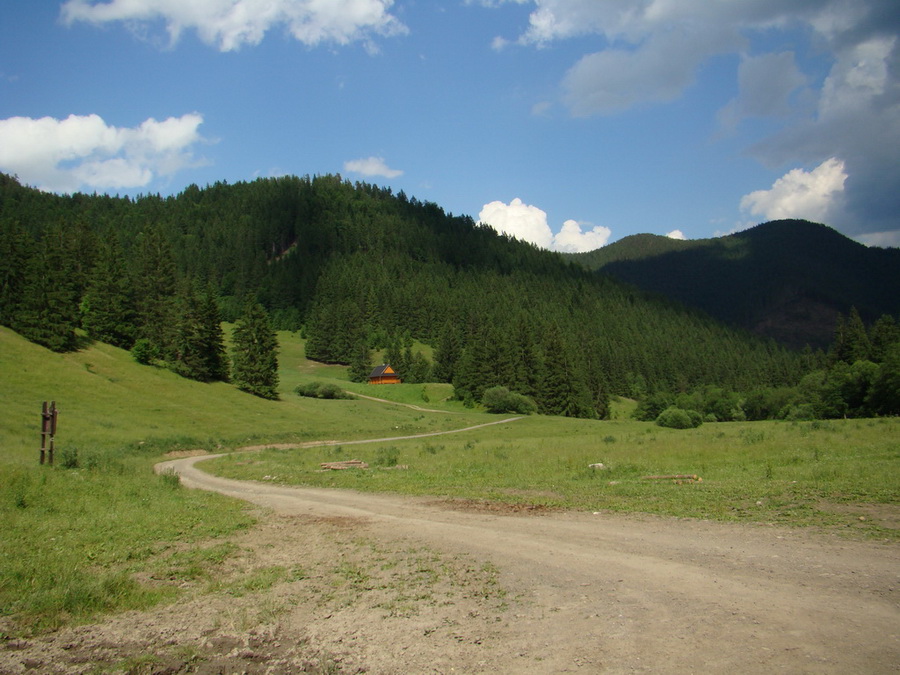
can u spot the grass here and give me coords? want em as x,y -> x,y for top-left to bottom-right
207,415 -> 900,539
1,324 -> 898,636
0,326 -> 484,634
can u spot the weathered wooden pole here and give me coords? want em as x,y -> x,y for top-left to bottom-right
39,401 -> 49,465
39,401 -> 59,465
48,401 -> 57,466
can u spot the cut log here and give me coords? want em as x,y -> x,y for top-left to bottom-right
641,474 -> 702,483
320,459 -> 369,470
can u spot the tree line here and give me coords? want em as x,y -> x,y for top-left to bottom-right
632,307 -> 900,423
1,172 -> 815,416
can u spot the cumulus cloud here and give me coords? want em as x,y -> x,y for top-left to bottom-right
483,0 -> 899,238
0,113 -> 207,193
478,198 -> 610,253
343,156 -> 403,179
740,158 -> 847,223
554,219 -> 612,252
666,230 -> 686,240
61,0 -> 407,52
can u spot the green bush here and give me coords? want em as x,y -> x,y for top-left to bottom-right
294,382 -> 351,400
130,339 -> 158,365
655,406 -> 703,429
481,386 -> 538,415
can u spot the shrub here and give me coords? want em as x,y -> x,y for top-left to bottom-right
655,406 -> 703,429
130,339 -> 158,365
632,392 -> 673,421
294,382 -> 351,400
481,386 -> 538,415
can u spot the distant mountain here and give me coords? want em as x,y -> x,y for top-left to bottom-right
566,220 -> 900,349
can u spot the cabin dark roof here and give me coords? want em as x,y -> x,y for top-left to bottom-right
369,364 -> 396,378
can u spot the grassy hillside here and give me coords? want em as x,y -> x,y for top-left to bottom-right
0,326 -> 485,634
0,327 -> 484,462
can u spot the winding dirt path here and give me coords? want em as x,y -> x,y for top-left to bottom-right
150,450 -> 900,674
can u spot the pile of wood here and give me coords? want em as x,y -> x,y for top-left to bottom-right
642,474 -> 703,484
319,459 -> 369,470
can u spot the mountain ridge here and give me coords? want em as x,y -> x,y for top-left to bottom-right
566,219 -> 900,349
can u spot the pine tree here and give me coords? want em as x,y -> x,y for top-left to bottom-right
348,336 -> 372,383
170,282 -> 228,382
432,321 -> 461,383
0,221 -> 33,329
80,239 -> 137,349
232,302 -> 279,399
14,226 -> 80,352
538,325 -> 595,418
134,226 -> 178,358
844,307 -> 871,363
869,314 -> 900,363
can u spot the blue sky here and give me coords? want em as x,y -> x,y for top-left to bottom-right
1,1 -> 898,250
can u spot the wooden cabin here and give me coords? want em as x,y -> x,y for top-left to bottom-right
368,364 -> 401,385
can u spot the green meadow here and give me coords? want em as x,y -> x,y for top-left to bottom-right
1,325 -> 898,635
210,413 -> 900,534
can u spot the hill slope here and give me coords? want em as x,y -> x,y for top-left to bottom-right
567,220 -> 900,349
0,174 -> 807,411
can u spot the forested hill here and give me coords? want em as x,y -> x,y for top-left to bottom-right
1,173 -> 808,418
566,220 -> 900,350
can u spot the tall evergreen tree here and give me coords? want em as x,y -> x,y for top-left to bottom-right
869,314 -> 900,363
14,226 -> 80,352
170,282 -> 229,382
432,321 -> 461,383
232,302 -> 279,399
844,306 -> 871,363
0,221 -> 33,328
348,335 -> 372,383
134,226 -> 178,358
538,325 -> 595,418
80,238 -> 137,349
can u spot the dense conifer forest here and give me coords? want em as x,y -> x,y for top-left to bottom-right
567,220 -> 900,350
2,172 -> 897,419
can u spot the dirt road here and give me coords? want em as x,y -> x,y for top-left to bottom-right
155,453 -> 898,673
3,452 -> 897,674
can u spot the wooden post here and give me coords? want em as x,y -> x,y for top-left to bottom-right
39,401 -> 58,465
39,401 -> 49,465
48,401 -> 57,466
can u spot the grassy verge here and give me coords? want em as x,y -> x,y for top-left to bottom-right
207,415 -> 900,540
0,327 -> 484,635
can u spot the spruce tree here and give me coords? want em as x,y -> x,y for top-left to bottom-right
0,221 -> 33,329
232,302 -> 279,399
80,239 -> 137,349
14,226 -> 80,352
134,226 -> 177,359
349,336 -> 372,383
170,282 -> 228,382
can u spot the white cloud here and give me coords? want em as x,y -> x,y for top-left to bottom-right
343,156 -> 403,179
478,198 -> 610,252
482,0 -> 898,239
61,0 -> 407,52
855,230 -> 900,248
740,157 -> 847,223
666,229 -> 686,240
554,219 -> 612,252
0,113 -> 207,193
